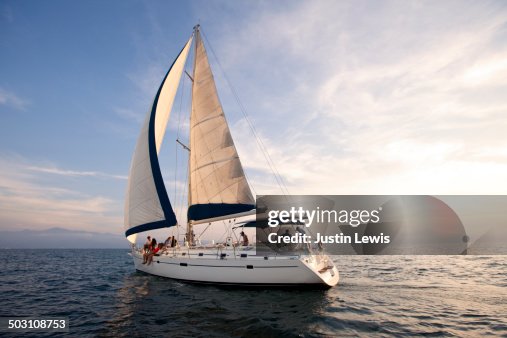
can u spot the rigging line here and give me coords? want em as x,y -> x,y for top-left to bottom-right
201,29 -> 289,197
176,64 -> 187,140
227,81 -> 283,196
197,221 -> 213,240
174,76 -> 181,194
223,219 -> 230,238
177,75 -> 192,225
178,163 -> 189,223
174,72 -> 187,210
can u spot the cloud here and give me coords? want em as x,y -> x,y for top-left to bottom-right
0,87 -> 28,110
0,155 -> 124,233
26,165 -> 127,180
462,53 -> 507,87
202,1 -> 507,195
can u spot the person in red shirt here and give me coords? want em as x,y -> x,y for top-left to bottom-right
146,243 -> 164,265
142,237 -> 158,264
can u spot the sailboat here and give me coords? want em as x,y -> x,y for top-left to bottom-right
124,25 -> 339,288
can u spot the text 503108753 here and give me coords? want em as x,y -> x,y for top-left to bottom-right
0,317 -> 69,332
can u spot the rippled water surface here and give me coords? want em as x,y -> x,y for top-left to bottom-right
0,250 -> 506,337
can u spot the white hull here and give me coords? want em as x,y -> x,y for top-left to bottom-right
130,247 -> 339,288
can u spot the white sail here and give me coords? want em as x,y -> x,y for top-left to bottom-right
187,28 -> 255,223
124,37 -> 193,242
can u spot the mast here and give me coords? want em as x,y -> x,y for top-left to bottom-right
186,24 -> 200,246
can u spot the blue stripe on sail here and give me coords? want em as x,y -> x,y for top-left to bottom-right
143,41 -> 190,232
238,221 -> 267,229
188,203 -> 255,221
125,220 -> 169,238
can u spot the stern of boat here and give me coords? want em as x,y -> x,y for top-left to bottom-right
300,254 -> 339,288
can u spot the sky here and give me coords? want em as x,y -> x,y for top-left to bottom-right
1,0 -> 507,240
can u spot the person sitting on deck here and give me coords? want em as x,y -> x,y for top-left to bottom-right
240,231 -> 249,246
161,236 -> 175,253
146,243 -> 164,265
150,238 -> 157,251
163,236 -> 172,248
142,239 -> 153,264
143,236 -> 152,253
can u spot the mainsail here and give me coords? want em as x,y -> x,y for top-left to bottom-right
187,27 -> 255,224
124,36 -> 193,242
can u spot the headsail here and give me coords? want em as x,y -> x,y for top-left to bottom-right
188,27 -> 255,224
124,36 -> 193,242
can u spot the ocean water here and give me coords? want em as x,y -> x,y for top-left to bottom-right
0,250 -> 506,337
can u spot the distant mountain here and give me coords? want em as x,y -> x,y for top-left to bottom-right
0,227 -> 128,249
